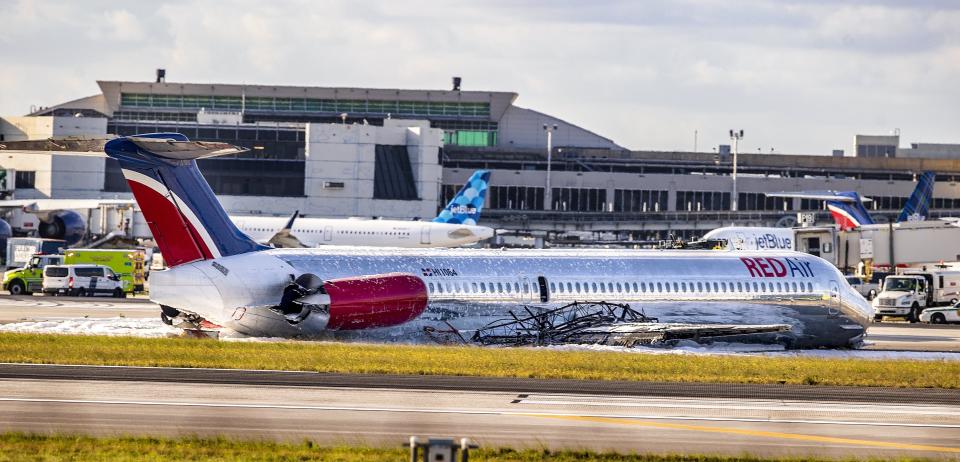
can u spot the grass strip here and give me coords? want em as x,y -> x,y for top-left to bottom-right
0,333 -> 956,388
0,433 -> 933,462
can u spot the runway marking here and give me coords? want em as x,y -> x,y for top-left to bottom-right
516,398 -> 960,417
532,415 -> 960,454
0,397 -> 958,430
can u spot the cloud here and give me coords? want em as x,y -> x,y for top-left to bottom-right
0,0 -> 957,153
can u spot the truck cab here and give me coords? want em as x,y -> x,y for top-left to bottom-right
873,275 -> 928,322
2,254 -> 66,295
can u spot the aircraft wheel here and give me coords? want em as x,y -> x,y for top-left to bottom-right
931,313 -> 947,324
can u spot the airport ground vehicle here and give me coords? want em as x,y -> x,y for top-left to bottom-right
845,275 -> 879,300
63,248 -> 146,293
872,269 -> 960,322
5,238 -> 65,269
41,264 -> 125,297
103,134 -> 873,348
919,303 -> 960,324
2,253 -> 65,295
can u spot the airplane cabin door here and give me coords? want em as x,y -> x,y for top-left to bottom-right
323,226 -> 333,242
420,226 -> 431,245
828,280 -> 841,316
537,276 -> 550,303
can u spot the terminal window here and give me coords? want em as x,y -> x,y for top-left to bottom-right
14,171 -> 35,189
551,188 -> 607,212
614,189 -> 668,213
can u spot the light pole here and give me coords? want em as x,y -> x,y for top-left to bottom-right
729,129 -> 744,211
544,123 -> 558,210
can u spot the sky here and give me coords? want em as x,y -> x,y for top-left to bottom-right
0,0 -> 957,154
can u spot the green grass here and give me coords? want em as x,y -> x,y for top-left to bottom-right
0,433 -> 934,462
0,333 -> 957,388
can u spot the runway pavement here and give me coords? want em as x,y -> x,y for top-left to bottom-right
3,295 -> 959,352
0,364 -> 956,459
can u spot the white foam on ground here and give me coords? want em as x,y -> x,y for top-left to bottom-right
0,317 -> 179,338
2,317 -> 958,361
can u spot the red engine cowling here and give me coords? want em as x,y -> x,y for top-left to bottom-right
323,273 -> 428,330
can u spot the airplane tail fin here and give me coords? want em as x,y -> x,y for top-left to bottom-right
104,133 -> 267,267
826,192 -> 875,231
268,210 -> 307,248
433,170 -> 490,225
897,171 -> 935,222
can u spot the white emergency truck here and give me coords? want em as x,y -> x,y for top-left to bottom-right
872,269 -> 960,322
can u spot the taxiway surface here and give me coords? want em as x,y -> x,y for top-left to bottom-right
0,364 -> 956,459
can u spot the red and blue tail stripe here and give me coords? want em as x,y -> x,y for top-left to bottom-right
104,133 -> 267,267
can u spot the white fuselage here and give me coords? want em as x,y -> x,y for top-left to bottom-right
703,227 -> 795,251
149,247 -> 873,347
230,215 -> 494,248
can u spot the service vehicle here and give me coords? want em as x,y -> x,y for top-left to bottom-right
845,275 -> 879,300
63,248 -> 146,293
4,238 -> 64,269
2,253 -> 65,295
919,303 -> 960,324
872,269 -> 960,322
41,264 -> 125,297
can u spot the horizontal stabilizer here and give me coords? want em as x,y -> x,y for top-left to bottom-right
765,191 -> 871,203
128,135 -> 247,160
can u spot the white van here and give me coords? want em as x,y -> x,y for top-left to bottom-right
42,264 -> 126,297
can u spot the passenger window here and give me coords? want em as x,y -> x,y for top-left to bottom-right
567,282 -> 573,292
446,283 -> 453,293
807,282 -> 813,292
713,282 -> 719,292
428,282 -> 435,293
752,282 -> 759,292
437,284 -> 444,294
665,283 -> 671,293
776,282 -> 782,292
497,282 -> 503,293
480,282 -> 486,292
575,282 -> 581,293
600,283 -> 606,294
673,282 -> 679,292
514,282 -> 520,293
681,282 -> 687,292
704,282 -> 710,293
657,282 -> 663,292
591,282 -> 598,293
505,283 -> 512,294
557,283 -> 564,293
550,282 -> 556,293
697,282 -> 703,292
633,282 -> 639,292
607,282 -> 614,293
471,283 -> 478,293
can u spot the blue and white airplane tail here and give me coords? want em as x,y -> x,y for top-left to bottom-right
104,134 -> 267,267
897,171 -> 935,223
433,170 -> 490,226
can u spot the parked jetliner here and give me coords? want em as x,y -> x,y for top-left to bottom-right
105,134 -> 872,348
706,172 -> 936,250
230,171 -> 493,248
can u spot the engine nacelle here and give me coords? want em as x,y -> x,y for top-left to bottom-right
323,273 -> 428,330
38,210 -> 86,245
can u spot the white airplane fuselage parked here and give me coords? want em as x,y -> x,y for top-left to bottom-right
231,215 -> 493,248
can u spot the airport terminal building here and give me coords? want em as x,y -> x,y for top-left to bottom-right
5,78 -> 960,244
